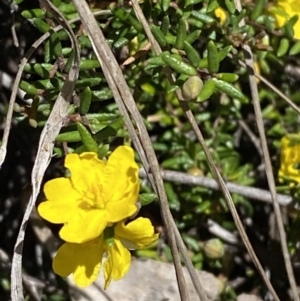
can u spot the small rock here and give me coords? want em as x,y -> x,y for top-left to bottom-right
69,258 -> 221,301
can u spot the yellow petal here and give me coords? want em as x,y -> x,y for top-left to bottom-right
270,1 -> 300,39
104,239 -> 131,288
53,238 -> 103,288
38,178 -> 81,223
115,217 -> 159,249
294,19 -> 300,40
214,7 -> 227,25
65,152 -> 105,195
279,135 -> 300,183
104,146 -> 140,222
59,209 -> 108,243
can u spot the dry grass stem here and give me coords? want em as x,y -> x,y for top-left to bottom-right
233,0 -> 299,300
10,1 -> 80,299
72,1 -> 190,300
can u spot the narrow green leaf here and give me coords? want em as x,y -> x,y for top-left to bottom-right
88,122 -> 108,134
164,182 -> 181,210
29,63 -> 52,77
182,235 -> 200,252
44,40 -> 52,63
199,58 -> 208,68
191,11 -> 215,24
160,0 -> 171,12
77,123 -> 98,152
49,32 -> 63,58
21,9 -> 44,19
19,81 -> 38,95
277,38 -> 290,57
94,117 -> 125,142
24,63 -> 35,73
207,40 -> 219,74
175,18 -> 187,49
56,131 -> 81,142
64,49 -> 75,73
212,78 -> 246,101
264,15 -> 274,32
186,30 -> 201,44
86,113 -> 117,122
289,40 -> 300,55
140,193 -> 158,206
75,78 -> 102,89
196,79 -> 215,102
165,34 -> 176,45
184,41 -> 200,68
57,2 -> 77,15
216,73 -> 239,82
199,45 -> 231,69
185,0 -> 203,7
284,15 -> 298,39
113,8 -> 143,32
250,0 -> 265,21
92,89 -> 114,101
62,47 -> 73,56
33,18 -> 50,33
78,36 -> 92,48
162,53 -> 197,75
161,15 -> 170,35
207,0 -> 219,12
113,7 -> 129,21
187,18 -> 204,29
128,14 -> 143,32
195,200 -> 212,213
146,56 -> 165,68
51,78 -> 64,91
80,87 -> 92,115
218,45 -> 232,61
114,37 -> 129,48
151,25 -> 167,47
80,60 -> 101,70
259,58 -> 270,74
225,0 -> 235,14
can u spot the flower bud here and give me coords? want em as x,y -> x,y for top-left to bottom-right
187,167 -> 203,177
203,238 -> 224,259
182,76 -> 203,100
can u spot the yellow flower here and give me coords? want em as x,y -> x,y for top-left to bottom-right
52,217 -> 159,288
38,146 -> 140,243
279,135 -> 300,182
270,0 -> 300,39
215,7 -> 227,25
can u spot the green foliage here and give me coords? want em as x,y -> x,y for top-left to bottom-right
4,0 -> 300,299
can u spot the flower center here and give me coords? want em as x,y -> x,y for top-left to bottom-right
82,183 -> 106,209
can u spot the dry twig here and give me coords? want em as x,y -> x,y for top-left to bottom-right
72,1 -> 190,300
233,0 -> 299,300
10,1 -> 80,300
139,168 -> 292,206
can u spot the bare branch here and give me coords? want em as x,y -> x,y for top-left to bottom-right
139,168 -> 292,206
